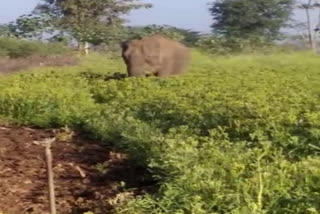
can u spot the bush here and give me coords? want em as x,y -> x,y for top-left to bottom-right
0,51 -> 319,214
195,35 -> 279,54
123,25 -> 201,46
0,71 -> 95,127
0,37 -> 71,58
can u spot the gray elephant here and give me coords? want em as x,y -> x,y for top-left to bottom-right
121,35 -> 191,77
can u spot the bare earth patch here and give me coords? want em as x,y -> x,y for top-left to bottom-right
0,55 -> 78,74
0,126 -> 151,214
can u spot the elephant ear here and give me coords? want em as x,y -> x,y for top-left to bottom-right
121,41 -> 129,52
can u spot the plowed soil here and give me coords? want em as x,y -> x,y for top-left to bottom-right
0,125 -> 151,214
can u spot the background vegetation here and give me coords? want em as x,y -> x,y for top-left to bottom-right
0,37 -> 70,58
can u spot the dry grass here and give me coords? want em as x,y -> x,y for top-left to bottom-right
0,55 -> 78,74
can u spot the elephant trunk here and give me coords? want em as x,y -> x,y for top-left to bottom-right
127,62 -> 146,77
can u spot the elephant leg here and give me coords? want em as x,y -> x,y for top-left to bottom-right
156,60 -> 174,77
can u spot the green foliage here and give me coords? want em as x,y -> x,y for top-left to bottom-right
48,32 -> 73,45
125,25 -> 201,46
195,35 -> 296,54
0,51 -> 319,213
0,70 -> 95,127
0,24 -> 15,38
0,37 -> 71,58
209,0 -> 295,41
33,0 -> 152,45
8,14 -> 51,39
195,35 -> 268,54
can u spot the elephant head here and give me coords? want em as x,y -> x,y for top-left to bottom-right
121,35 -> 190,77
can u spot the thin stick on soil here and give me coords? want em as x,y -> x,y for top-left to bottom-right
44,138 -> 57,214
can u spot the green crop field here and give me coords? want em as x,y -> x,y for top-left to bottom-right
0,50 -> 319,214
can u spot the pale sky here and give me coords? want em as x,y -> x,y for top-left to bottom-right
0,0 -> 319,33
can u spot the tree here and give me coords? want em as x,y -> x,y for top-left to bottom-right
297,0 -> 320,52
209,0 -> 295,41
8,14 -> 51,39
32,0 -> 152,54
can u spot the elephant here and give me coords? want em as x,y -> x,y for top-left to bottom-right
121,35 -> 191,77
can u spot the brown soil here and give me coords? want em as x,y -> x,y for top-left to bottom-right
0,55 -> 77,74
0,125 -> 152,214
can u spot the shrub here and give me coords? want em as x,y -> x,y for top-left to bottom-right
0,51 -> 319,214
195,35 -> 278,54
0,71 -> 95,127
0,37 -> 71,58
